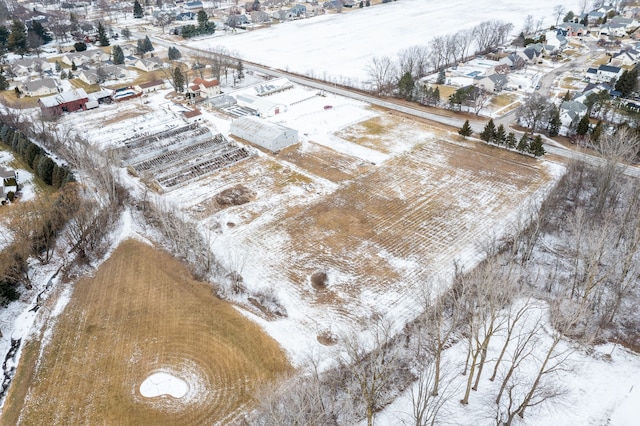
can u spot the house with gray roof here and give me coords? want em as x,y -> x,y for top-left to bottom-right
473,73 -> 507,92
499,53 -> 525,69
560,100 -> 588,127
610,48 -> 640,67
20,78 -> 61,97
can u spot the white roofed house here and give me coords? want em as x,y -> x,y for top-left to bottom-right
230,116 -> 298,152
133,57 -> 164,72
544,30 -> 568,52
20,78 -> 61,97
134,79 -> 167,94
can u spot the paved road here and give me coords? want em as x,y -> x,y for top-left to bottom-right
150,35 -> 640,178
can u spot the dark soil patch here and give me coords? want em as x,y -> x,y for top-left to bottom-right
215,185 -> 256,207
310,271 -> 329,290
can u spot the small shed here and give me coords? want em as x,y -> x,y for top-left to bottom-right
230,116 -> 298,152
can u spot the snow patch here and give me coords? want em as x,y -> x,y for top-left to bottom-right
140,372 -> 189,399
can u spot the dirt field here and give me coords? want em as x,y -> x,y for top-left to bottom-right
1,240 -> 290,426
195,114 -> 561,332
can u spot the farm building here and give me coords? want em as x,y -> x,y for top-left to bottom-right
39,88 -> 89,115
230,116 -> 298,152
235,94 -> 284,117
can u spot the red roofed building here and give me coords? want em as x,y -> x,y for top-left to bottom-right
192,78 -> 220,98
182,108 -> 203,123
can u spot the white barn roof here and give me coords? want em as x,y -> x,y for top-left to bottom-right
40,88 -> 89,107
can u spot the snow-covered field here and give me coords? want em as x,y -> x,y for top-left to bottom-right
196,0 -> 581,84
4,0 -> 640,423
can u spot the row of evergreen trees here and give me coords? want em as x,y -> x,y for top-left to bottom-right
459,119 -> 545,157
0,124 -> 74,188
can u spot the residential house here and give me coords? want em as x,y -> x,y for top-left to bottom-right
499,53 -> 525,70
599,22 -> 628,37
610,15 -> 638,29
473,73 -> 507,92
78,65 -> 128,84
61,51 -> 94,67
133,57 -> 164,72
134,79 -> 167,93
11,58 -> 52,77
517,46 -> 542,64
184,0 -> 203,10
39,88 -> 89,115
273,9 -> 296,21
586,64 -> 624,83
176,11 -> 196,20
558,22 -> 587,36
20,78 -> 61,97
560,100 -> 588,127
610,48 -> 640,67
545,30 -> 568,51
227,14 -> 251,27
193,77 -> 220,97
250,10 -> 271,23
290,4 -> 307,17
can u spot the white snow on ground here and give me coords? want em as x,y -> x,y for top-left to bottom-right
196,0 -> 580,85
370,301 -> 640,426
140,372 -> 189,399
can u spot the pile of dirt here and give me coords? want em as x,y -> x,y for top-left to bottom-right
215,185 -> 256,207
310,271 -> 329,290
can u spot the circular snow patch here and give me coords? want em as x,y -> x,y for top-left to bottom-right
140,372 -> 189,399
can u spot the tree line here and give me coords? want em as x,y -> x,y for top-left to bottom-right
366,19 -> 514,98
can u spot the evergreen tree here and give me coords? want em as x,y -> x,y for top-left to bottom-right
480,118 -> 496,142
71,61 -> 77,71
29,21 -> 52,44
142,35 -> 153,52
458,119 -> 473,138
494,124 -> 506,145
516,133 -> 530,152
168,46 -> 181,60
112,45 -> 124,64
74,41 -> 87,51
55,61 -> 61,72
615,68 -> 638,97
236,60 -> 244,82
591,120 -> 603,143
563,90 -> 572,101
528,135 -> 545,157
98,22 -> 110,46
398,71 -> 415,100
436,69 -> 446,84
548,105 -> 561,137
173,67 -> 185,93
133,0 -> 144,18
7,20 -> 27,57
0,25 -> 9,56
505,132 -> 517,149
0,73 -> 7,91
136,39 -> 145,56
122,28 -> 131,40
576,113 -> 590,137
197,10 -> 208,29
433,87 -> 440,104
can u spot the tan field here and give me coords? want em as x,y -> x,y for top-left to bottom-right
1,240 -> 290,426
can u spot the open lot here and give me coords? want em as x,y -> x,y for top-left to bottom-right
1,240 -> 290,425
